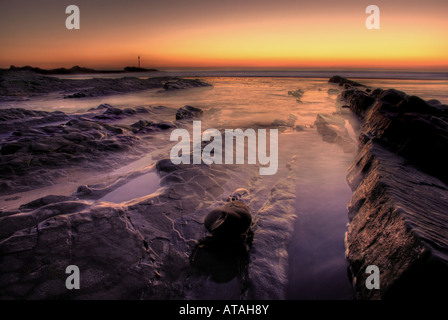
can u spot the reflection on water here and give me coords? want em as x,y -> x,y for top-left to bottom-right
286,134 -> 355,299
99,171 -> 160,203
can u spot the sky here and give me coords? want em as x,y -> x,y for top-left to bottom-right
0,0 -> 447,70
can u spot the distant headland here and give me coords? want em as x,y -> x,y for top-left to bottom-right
3,65 -> 158,75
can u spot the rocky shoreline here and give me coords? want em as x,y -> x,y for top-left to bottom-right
1,73 -> 447,300
331,76 -> 448,299
0,70 -> 211,101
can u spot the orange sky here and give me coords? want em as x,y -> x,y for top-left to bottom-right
1,0 -> 447,70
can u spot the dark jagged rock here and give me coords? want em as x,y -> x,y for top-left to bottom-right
329,75 -> 365,87
104,107 -> 123,115
156,158 -> 179,173
341,86 -> 448,184
346,141 -> 448,299
175,105 -> 203,120
337,77 -> 448,299
131,120 -> 151,131
153,121 -> 176,130
130,120 -> 176,133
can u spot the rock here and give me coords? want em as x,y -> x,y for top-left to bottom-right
204,201 -> 252,239
156,158 -> 179,173
131,120 -> 151,131
104,107 -> 123,115
0,205 -> 156,299
88,104 -> 112,111
64,92 -> 87,99
152,121 -> 176,130
329,75 -> 364,87
0,108 -> 49,121
123,108 -> 136,115
163,78 -> 211,91
76,185 -> 92,196
230,188 -> 250,201
345,141 -> 448,299
0,142 -> 26,155
0,71 -> 211,101
19,195 -> 76,211
338,77 -> 448,299
271,119 -> 288,127
175,105 -> 203,120
0,108 -> 142,195
341,86 -> 448,184
288,89 -> 304,98
327,88 -> 339,95
379,88 -> 407,105
340,89 -> 376,117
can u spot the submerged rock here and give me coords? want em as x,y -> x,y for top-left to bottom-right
327,88 -> 340,95
314,113 -> 357,153
288,89 -> 304,98
175,105 -> 203,120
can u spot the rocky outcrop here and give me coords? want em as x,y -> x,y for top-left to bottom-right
175,105 -> 203,120
337,76 -> 448,299
163,79 -> 211,91
0,105 -> 173,195
329,75 -> 365,88
0,71 -> 211,100
341,83 -> 448,184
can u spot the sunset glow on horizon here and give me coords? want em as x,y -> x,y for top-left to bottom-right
1,0 -> 447,71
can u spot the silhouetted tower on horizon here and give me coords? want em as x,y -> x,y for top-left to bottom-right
138,56 -> 140,68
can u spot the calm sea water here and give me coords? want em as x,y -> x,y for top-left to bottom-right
1,74 -> 446,299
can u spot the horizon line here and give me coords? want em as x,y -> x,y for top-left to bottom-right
3,64 -> 448,73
